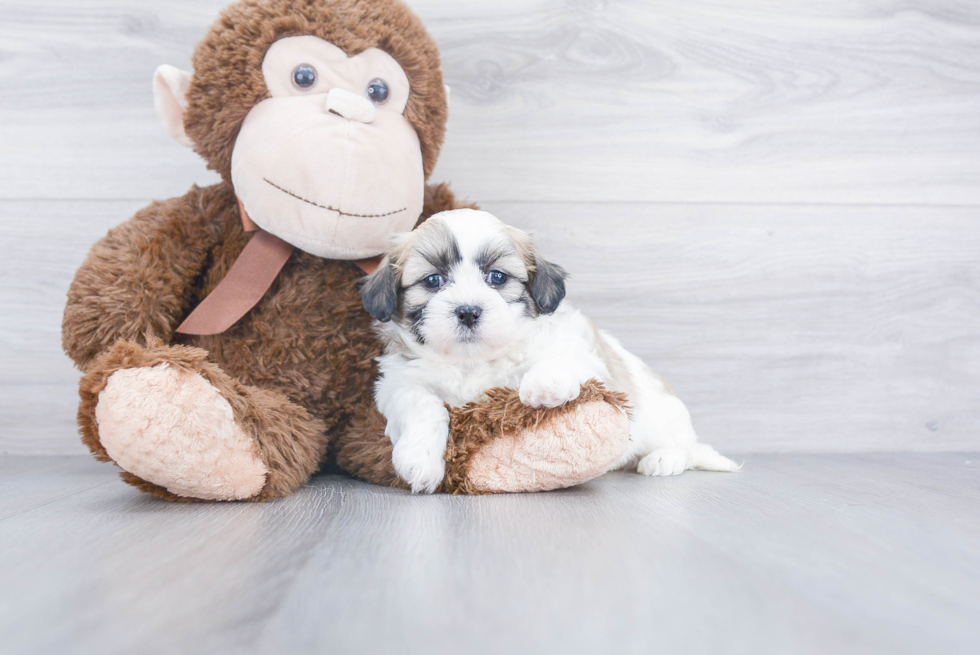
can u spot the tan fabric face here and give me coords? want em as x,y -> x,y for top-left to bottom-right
262,37 -> 411,112
232,36 -> 424,260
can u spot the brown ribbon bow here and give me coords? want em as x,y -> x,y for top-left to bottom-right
176,197 -> 380,336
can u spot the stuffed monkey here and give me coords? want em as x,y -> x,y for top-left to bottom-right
62,0 -> 630,501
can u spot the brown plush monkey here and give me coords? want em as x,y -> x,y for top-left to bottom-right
62,0 -> 629,501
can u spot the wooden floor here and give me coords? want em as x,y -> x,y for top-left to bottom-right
1,453 -> 977,655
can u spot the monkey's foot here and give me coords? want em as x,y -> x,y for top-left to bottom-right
443,380 -> 632,494
95,363 -> 268,501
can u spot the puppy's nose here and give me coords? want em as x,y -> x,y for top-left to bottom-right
455,305 -> 482,327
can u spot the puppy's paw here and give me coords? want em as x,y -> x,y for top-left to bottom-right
391,422 -> 449,494
637,447 -> 692,477
519,363 -> 583,409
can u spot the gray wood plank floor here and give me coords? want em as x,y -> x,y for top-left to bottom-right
1,454 -> 978,655
2,6 -> 976,652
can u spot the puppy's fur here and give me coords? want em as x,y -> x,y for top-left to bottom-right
362,209 -> 739,493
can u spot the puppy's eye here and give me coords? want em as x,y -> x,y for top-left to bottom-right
292,64 -> 318,91
423,274 -> 445,290
366,78 -> 390,105
487,271 -> 508,287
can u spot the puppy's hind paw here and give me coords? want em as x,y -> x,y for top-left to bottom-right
637,447 -> 692,477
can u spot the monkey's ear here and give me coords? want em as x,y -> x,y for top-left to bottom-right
153,65 -> 194,147
530,258 -> 567,315
361,258 -> 400,323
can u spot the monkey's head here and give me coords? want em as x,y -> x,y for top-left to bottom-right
153,0 -> 448,260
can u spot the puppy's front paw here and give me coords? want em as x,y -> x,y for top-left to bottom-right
519,363 -> 583,409
391,422 -> 449,494
637,447 -> 691,477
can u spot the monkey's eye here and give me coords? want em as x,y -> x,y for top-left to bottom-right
292,64 -> 318,91
487,271 -> 508,287
366,78 -> 390,105
423,274 -> 445,290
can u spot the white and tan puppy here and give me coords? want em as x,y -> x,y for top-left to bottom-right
361,209 -> 739,493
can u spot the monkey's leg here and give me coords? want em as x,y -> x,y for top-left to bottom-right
445,381 -> 631,494
79,338 -> 328,502
334,407 -> 409,491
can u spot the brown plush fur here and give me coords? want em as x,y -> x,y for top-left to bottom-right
185,0 -> 448,182
440,381 -> 630,495
421,182 -> 479,227
65,179 -> 467,500
335,405 -> 408,491
79,336 -> 329,501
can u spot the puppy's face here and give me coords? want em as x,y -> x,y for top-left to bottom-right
362,209 -> 567,359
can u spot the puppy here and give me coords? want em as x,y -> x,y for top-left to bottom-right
361,209 -> 739,493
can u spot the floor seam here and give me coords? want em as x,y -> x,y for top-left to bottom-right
0,480 -> 113,523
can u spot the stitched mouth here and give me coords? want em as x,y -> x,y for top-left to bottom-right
263,178 -> 407,219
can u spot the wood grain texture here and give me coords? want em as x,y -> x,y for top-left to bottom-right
3,200 -> 978,454
0,1 -> 978,203
0,1 -> 978,455
0,200 -> 146,455
0,454 -> 978,655
490,202 -> 980,453
2,5 -> 977,651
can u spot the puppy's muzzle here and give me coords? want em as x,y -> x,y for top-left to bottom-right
455,305 -> 482,328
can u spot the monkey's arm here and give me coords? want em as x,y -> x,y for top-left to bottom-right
62,184 -> 228,370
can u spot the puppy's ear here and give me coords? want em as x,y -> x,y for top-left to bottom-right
505,224 -> 568,315
361,257 -> 399,322
530,257 -> 567,315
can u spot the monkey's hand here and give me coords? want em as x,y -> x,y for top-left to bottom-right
62,185 -> 227,370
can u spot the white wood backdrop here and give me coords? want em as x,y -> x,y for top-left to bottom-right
1,0 -> 978,455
